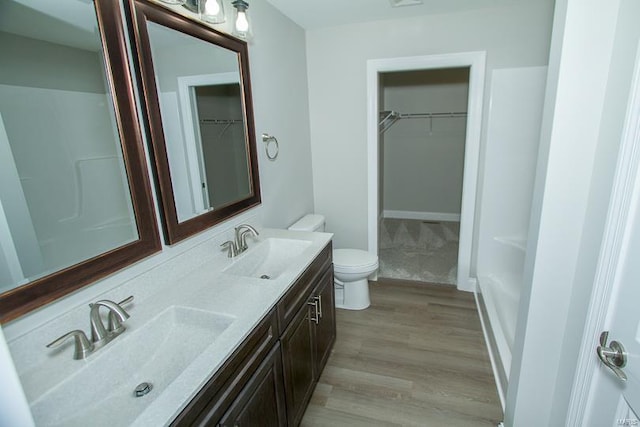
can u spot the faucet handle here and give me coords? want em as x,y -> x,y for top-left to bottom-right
221,240 -> 238,258
46,330 -> 94,360
108,296 -> 134,334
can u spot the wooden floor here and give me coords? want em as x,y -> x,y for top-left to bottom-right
301,279 -> 503,427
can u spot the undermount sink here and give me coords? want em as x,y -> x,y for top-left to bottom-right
223,237 -> 312,280
30,306 -> 235,427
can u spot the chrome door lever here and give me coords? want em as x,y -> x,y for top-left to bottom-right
596,331 -> 627,381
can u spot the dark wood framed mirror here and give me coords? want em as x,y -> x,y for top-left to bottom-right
127,0 -> 261,245
0,0 -> 161,323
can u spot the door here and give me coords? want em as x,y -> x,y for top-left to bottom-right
591,196 -> 640,426
219,344 -> 286,427
570,39 -> 640,426
280,301 -> 315,427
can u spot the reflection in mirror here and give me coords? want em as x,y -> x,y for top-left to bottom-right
146,22 -> 251,222
0,0 -> 160,322
129,0 -> 260,244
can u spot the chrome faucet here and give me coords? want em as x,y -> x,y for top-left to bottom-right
235,224 -> 259,253
220,240 -> 239,258
90,299 -> 131,344
220,224 -> 259,257
46,295 -> 133,360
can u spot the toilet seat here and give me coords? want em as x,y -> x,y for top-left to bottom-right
333,249 -> 378,274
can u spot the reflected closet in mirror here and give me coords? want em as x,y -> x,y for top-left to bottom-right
128,0 -> 261,244
0,0 -> 161,323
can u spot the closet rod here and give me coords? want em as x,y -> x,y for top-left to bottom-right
378,110 -> 467,134
398,111 -> 467,119
199,118 -> 243,125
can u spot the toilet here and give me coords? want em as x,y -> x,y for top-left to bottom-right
288,214 -> 378,310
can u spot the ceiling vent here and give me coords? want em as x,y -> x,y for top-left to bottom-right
389,0 -> 424,7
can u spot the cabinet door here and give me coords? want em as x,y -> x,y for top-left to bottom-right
219,344 -> 286,427
280,302 -> 315,427
313,267 -> 336,377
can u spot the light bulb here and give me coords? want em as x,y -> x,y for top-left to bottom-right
235,11 -> 249,32
204,0 -> 220,15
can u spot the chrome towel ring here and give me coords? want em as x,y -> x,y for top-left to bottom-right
262,133 -> 279,161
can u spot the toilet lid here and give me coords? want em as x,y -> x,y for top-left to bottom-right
333,249 -> 378,269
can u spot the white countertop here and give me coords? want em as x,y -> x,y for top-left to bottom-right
8,228 -> 332,427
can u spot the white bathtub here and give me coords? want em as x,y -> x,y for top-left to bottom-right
475,235 -> 525,409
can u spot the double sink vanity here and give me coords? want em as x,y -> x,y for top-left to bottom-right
17,229 -> 334,426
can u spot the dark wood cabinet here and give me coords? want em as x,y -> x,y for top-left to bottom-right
172,242 -> 335,427
219,344 -> 286,427
312,268 -> 336,378
280,263 -> 336,427
280,300 -> 316,427
171,311 -> 279,427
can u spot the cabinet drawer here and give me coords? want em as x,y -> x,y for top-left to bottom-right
277,242 -> 332,335
171,310 -> 278,427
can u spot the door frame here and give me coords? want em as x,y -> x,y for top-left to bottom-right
366,51 -> 486,291
566,41 -> 640,424
177,71 -> 241,214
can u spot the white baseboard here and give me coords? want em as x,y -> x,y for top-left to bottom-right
383,210 -> 461,222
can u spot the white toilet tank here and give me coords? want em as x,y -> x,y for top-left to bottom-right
288,214 -> 326,232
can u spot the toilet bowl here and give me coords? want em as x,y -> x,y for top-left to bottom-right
288,214 -> 378,310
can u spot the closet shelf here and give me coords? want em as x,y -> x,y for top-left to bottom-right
378,110 -> 467,134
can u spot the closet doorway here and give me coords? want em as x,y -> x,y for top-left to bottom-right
366,52 -> 486,292
378,68 -> 469,285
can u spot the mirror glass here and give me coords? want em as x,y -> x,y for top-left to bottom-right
146,22 -> 251,222
0,0 -> 160,322
130,0 -> 260,244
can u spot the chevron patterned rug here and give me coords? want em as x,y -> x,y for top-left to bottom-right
378,218 -> 459,285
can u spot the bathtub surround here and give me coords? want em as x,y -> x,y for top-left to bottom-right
474,66 -> 546,406
378,218 -> 459,285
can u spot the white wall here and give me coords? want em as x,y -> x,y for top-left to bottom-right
247,1 -> 315,228
382,68 -> 468,218
306,2 -> 555,250
506,0 -> 640,424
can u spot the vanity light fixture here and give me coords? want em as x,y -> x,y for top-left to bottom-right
200,0 -> 225,23
181,0 -> 225,23
231,0 -> 251,39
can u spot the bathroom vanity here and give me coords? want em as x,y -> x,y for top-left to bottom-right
172,242 -> 335,427
9,229 -> 334,427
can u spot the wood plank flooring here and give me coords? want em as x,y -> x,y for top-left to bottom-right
301,279 -> 503,427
